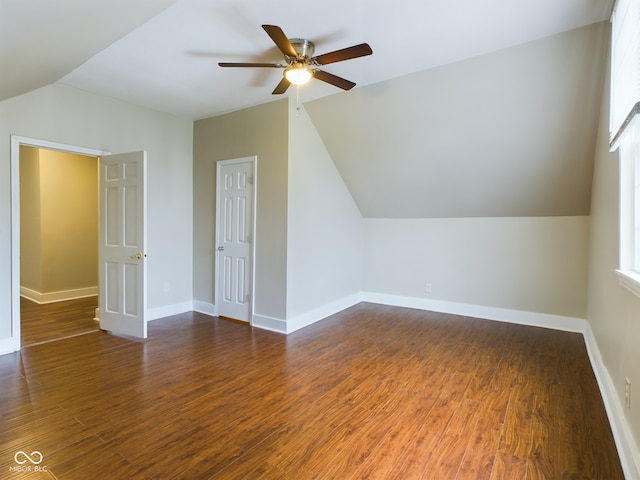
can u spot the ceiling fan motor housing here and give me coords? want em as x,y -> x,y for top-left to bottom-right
288,38 -> 315,62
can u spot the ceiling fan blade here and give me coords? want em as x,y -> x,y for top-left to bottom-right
218,62 -> 284,68
313,70 -> 356,90
272,77 -> 291,95
313,43 -> 373,66
262,25 -> 298,58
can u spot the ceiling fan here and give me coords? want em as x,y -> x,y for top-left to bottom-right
219,25 -> 373,95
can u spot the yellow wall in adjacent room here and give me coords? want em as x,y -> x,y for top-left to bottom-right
20,146 -> 98,300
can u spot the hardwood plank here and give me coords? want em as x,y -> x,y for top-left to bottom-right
422,397 -> 481,479
490,450 -> 529,480
526,382 -> 560,479
348,388 -> 439,479
456,418 -> 503,479
309,402 -> 401,479
389,382 -> 466,479
280,402 -> 376,477
42,435 -> 153,480
500,374 -> 536,459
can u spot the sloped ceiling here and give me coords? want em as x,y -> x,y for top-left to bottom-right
0,0 -> 175,101
2,1 -> 613,219
305,22 -> 609,218
0,0 -> 613,120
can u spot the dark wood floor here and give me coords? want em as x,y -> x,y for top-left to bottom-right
0,302 -> 623,479
20,296 -> 99,347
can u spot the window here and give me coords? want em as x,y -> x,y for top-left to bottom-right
617,117 -> 640,297
610,0 -> 640,139
611,0 -> 640,298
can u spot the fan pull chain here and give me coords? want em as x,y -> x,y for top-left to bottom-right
296,85 -> 301,117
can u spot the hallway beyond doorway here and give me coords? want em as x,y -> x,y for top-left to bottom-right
21,296 -> 99,347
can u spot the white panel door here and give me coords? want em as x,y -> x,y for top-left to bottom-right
216,158 -> 255,322
99,151 -> 147,338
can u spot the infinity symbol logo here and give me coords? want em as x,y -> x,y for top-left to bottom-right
14,451 -> 43,465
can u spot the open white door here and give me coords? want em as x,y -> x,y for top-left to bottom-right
99,151 -> 147,338
216,157 -> 255,322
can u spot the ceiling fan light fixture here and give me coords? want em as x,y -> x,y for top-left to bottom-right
219,25 -> 373,95
284,64 -> 312,85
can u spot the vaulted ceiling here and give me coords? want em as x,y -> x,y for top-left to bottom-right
305,22 -> 609,218
2,0 -> 613,120
2,0 -> 614,218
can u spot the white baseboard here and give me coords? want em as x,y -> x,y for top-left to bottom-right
251,314 -> 287,333
193,301 -> 287,333
0,336 -> 20,356
247,291 -> 584,336
20,286 -> 98,304
97,301 -> 211,325
146,301 -> 194,322
149,301 -> 285,333
285,293 -> 363,334
193,300 -> 216,316
362,292 -> 586,332
583,323 -> 640,480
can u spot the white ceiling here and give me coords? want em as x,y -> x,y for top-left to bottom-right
2,0 -> 613,120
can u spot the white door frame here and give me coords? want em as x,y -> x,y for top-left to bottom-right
214,156 -> 257,323
9,135 -> 110,352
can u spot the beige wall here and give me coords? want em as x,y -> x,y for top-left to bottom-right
193,100 -> 289,321
19,146 -> 43,292
286,100 -> 363,325
20,146 -> 98,297
587,41 -> 640,458
363,216 -> 589,319
193,98 -> 364,330
0,83 -> 194,342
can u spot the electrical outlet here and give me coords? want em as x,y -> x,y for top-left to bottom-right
625,378 -> 631,409
425,283 -> 432,293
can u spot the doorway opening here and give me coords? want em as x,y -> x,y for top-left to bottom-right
10,136 -> 109,350
19,146 -> 99,346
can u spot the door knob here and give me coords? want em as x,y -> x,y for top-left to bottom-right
217,246 -> 225,251
130,253 -> 143,259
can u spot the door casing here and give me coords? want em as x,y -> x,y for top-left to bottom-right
9,135 -> 109,352
214,156 -> 257,323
